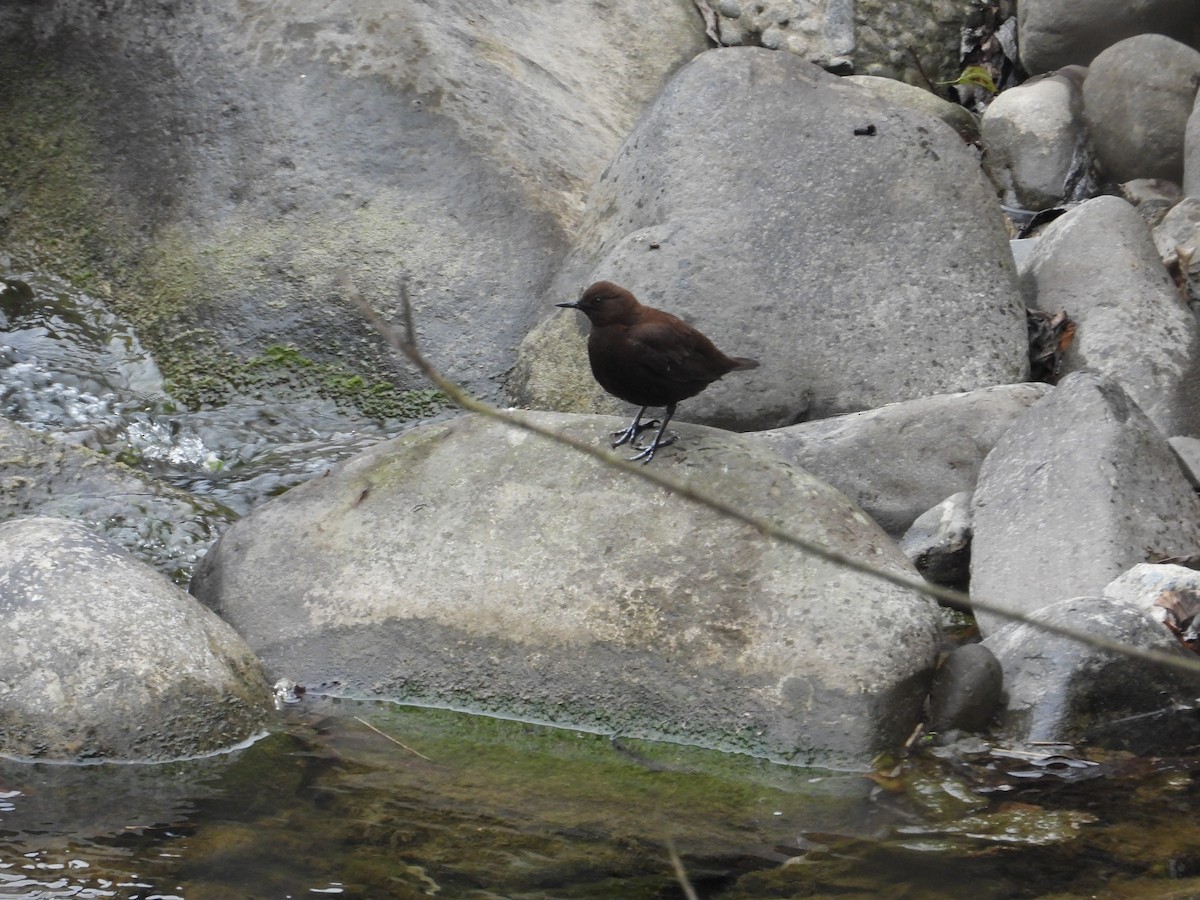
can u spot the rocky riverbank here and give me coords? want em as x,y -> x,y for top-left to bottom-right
3,1 -> 1200,765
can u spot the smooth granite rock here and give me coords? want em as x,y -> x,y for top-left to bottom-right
190,410 -> 941,767
0,516 -> 272,762
971,372 -> 1200,636
512,49 -> 1028,431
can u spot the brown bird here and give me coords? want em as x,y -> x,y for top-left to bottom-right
557,281 -> 759,462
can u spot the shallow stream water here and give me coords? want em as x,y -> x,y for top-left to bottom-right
4,695 -> 1200,899
4,272 -> 1200,898
0,272 -> 398,512
0,272 -> 404,581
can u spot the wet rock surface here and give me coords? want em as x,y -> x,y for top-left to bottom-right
983,597 -> 1200,747
928,643 -> 1003,735
0,416 -> 231,582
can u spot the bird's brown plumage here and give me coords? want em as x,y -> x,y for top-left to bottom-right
557,281 -> 758,461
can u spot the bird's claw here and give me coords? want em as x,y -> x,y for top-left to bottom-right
628,434 -> 677,463
611,419 -> 659,449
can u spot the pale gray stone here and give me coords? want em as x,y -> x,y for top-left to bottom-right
970,372 -> 1200,636
846,75 -> 980,143
756,384 -> 1051,537
1104,563 -> 1200,616
190,410 -> 942,767
512,49 -> 1028,431
1186,92 -> 1200,199
0,517 -> 272,762
1009,237 -> 1039,268
899,491 -> 973,588
1018,0 -> 1200,75
984,597 -> 1200,746
1170,436 -> 1200,488
981,66 -> 1096,210
1153,196 -> 1200,285
1082,34 -> 1200,184
1018,195 -> 1200,437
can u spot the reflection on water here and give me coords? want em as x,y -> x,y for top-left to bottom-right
0,858 -> 170,900
1,697 -> 1200,898
0,698 -> 878,899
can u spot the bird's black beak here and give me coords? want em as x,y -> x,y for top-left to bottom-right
556,301 -> 579,309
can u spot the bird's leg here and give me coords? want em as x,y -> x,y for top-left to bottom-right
628,403 -> 677,463
611,406 -> 659,448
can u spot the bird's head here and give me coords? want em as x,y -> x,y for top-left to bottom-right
556,281 -> 640,327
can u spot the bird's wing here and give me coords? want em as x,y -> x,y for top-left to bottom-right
625,319 -> 721,388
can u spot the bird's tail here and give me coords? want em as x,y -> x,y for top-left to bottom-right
731,357 -> 759,370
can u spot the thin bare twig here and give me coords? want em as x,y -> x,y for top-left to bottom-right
908,45 -> 939,95
354,715 -> 432,761
667,838 -> 699,900
345,275 -> 1200,679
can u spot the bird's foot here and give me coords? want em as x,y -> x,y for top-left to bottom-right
611,419 -> 659,449
628,434 -> 677,463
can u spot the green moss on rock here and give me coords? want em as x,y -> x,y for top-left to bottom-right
0,61 -> 133,299
0,56 -> 442,422
161,340 -> 446,419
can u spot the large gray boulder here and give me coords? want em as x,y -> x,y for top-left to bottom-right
511,48 -> 1028,430
970,372 -> 1200,636
984,597 -> 1200,747
1018,196 -> 1200,438
981,66 -> 1096,211
1018,0 -> 1200,75
755,384 -> 1051,536
1081,34 -> 1200,184
190,410 -> 941,767
0,516 -> 273,762
0,1 -> 706,407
